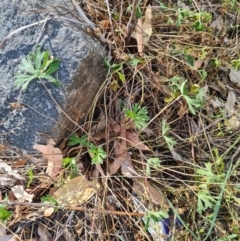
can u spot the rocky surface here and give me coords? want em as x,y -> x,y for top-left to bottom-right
0,0 -> 106,152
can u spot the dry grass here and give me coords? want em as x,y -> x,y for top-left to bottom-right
1,0 -> 240,240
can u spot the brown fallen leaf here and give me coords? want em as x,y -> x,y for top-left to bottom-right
44,207 -> 54,217
109,128 -> 135,177
193,59 -> 204,70
0,224 -> 6,236
132,178 -> 168,208
111,122 -> 121,134
38,223 -> 53,241
11,185 -> 34,202
126,132 -> 151,151
13,159 -> 28,167
229,68 -> 240,87
131,5 -> 152,54
142,4 -> 152,44
90,114 -> 107,135
33,139 -> 63,178
0,235 -> 17,241
224,91 -> 236,116
0,160 -> 25,186
53,176 -> 100,206
109,140 -> 127,175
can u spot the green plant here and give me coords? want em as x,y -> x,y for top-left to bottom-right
41,194 -> 58,206
197,184 -> 218,214
67,133 -> 88,147
27,167 -> 34,188
88,144 -> 107,165
175,7 -> 211,31
196,162 -> 225,184
0,205 -> 12,223
222,0 -> 239,10
63,157 -> 78,178
166,76 -> 206,114
129,55 -> 143,67
104,58 -> 126,82
146,157 -> 161,175
124,103 -> 150,130
231,59 -> 240,70
126,2 -> 142,19
211,58 -> 221,68
67,134 -> 107,165
198,69 -> 208,81
15,46 -> 60,90
161,119 -> 176,149
215,234 -> 238,241
195,162 -> 226,215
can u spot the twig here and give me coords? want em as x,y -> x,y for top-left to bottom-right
0,201 -> 145,216
0,16 -> 57,49
34,14 -> 53,50
125,0 -> 141,45
71,0 -> 95,29
104,0 -> 115,38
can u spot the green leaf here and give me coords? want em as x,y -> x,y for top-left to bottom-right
89,144 -> 107,165
196,162 -> 225,183
14,46 -> 60,90
45,59 -> 61,75
124,104 -> 150,130
33,46 -> 45,70
0,206 -> 12,222
164,135 -> 177,149
41,50 -> 51,70
161,119 -> 170,135
63,157 -> 78,178
41,194 -> 58,205
62,157 -> 74,167
193,20 -> 204,31
27,167 -> 34,188
18,56 -> 36,74
136,5 -> 142,19
197,189 -> 217,214
161,119 -> 176,149
15,74 -> 36,90
198,69 -> 207,80
146,158 -> 161,175
117,72 -> 126,82
67,134 -> 88,147
185,54 -> 194,66
42,74 -> 61,87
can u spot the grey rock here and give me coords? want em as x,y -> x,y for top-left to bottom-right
0,0 -> 106,152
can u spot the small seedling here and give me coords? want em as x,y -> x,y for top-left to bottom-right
124,103 -> 150,130
41,194 -> 58,206
15,46 -> 60,90
103,58 -> 125,82
88,144 -> 107,165
67,134 -> 107,165
27,167 -> 34,188
166,76 -> 206,114
162,119 -> 176,149
67,133 -> 88,147
0,205 -> 12,223
146,157 -> 161,175
197,184 -> 217,215
196,162 -> 225,184
63,157 -> 78,178
231,59 -> 240,70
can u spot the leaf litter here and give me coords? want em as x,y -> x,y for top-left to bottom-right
33,139 -> 62,178
1,0 -> 240,240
